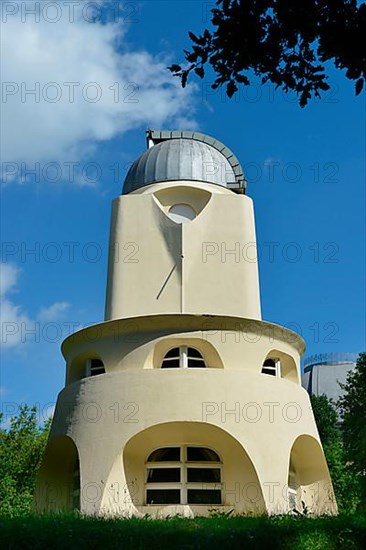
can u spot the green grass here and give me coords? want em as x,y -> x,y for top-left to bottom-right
1,513 -> 365,550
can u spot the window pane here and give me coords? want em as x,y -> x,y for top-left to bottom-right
147,448 -> 180,462
187,489 -> 221,505
90,359 -> 104,368
262,367 -> 276,376
161,359 -> 180,369
146,489 -> 180,505
90,367 -> 105,376
187,348 -> 203,358
187,468 -> 221,483
187,447 -> 220,462
187,359 -> 206,368
90,359 -> 105,376
161,359 -> 179,369
164,348 -> 180,359
147,468 -> 181,483
263,359 -> 276,368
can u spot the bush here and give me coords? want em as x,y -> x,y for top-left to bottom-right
0,405 -> 51,516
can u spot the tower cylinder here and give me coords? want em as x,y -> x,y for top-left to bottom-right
105,180 -> 261,321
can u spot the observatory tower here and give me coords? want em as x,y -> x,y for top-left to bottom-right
35,130 -> 336,516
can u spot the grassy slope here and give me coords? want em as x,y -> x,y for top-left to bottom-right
1,514 -> 366,550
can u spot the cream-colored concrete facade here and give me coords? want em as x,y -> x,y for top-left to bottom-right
35,132 -> 337,517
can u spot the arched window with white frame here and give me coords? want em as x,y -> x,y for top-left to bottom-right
261,358 -> 281,377
161,347 -> 206,369
145,446 -> 222,505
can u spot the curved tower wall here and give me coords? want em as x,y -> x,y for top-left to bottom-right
105,182 -> 261,321
35,131 -> 337,517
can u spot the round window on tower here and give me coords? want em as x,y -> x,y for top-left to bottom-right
168,203 -> 197,224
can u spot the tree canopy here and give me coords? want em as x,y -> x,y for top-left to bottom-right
338,352 -> 366,506
169,0 -> 366,106
311,394 -> 360,513
0,405 -> 51,516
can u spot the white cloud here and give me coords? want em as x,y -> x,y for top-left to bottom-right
0,264 -> 32,348
0,263 -> 71,348
1,1 -> 197,182
38,301 -> 70,322
0,263 -> 19,296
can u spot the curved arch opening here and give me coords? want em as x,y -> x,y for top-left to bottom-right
287,435 -> 337,514
34,435 -> 80,513
122,422 -> 265,515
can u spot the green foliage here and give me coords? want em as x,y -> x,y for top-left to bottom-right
0,513 -> 366,549
310,394 -> 339,445
0,405 -> 51,517
311,394 -> 360,513
339,352 -> 366,507
170,0 -> 366,106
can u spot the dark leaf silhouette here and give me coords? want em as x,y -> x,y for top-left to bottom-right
168,64 -> 182,73
169,0 -> 366,107
356,78 -> 364,95
181,71 -> 188,88
195,66 -> 205,78
227,80 -> 238,97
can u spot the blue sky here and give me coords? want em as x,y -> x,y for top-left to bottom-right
1,0 -> 365,421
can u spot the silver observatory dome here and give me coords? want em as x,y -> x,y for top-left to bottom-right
122,130 -> 246,194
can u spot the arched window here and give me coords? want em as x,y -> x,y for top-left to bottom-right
85,358 -> 105,377
145,446 -> 222,505
261,358 -> 280,377
161,347 -> 206,369
261,351 -> 298,383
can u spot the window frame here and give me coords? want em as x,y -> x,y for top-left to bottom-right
161,346 -> 206,369
85,358 -> 105,377
261,358 -> 281,377
145,445 -> 222,506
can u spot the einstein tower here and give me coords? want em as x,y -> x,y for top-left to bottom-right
35,130 -> 336,516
